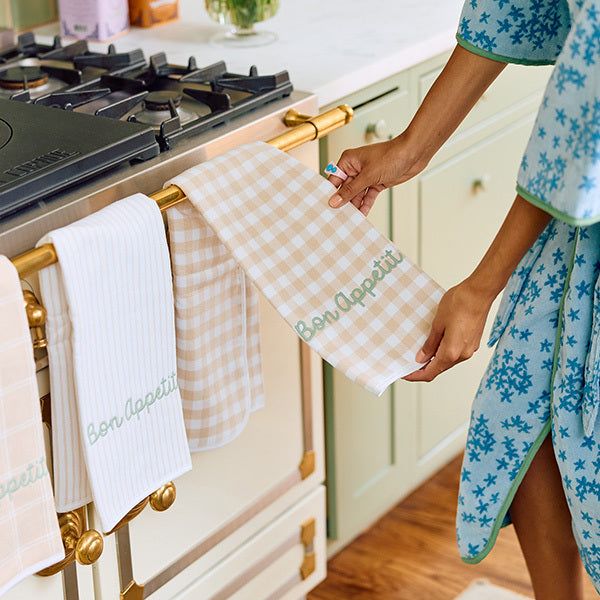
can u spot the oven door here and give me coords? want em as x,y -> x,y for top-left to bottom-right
87,97 -> 327,599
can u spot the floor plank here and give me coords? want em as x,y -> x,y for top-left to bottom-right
309,456 -> 598,599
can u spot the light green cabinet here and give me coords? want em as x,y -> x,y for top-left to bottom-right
416,115 -> 536,460
320,77 -> 413,547
321,53 -> 553,553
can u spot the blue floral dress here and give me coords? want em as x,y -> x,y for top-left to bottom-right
455,0 -> 600,590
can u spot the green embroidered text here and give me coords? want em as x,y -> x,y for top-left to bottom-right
295,248 -> 404,342
0,456 -> 49,503
86,372 -> 178,446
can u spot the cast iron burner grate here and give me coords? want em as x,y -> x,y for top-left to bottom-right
0,32 -> 294,217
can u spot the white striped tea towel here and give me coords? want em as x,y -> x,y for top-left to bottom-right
167,142 -> 444,396
37,194 -> 191,533
167,202 -> 264,451
0,256 -> 64,594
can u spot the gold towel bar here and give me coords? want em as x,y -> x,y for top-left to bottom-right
11,104 -> 353,278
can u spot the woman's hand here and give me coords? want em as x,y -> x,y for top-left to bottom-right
327,133 -> 428,215
328,45 -> 507,215
404,194 -> 553,383
404,279 -> 494,382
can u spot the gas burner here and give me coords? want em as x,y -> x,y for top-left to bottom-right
0,66 -> 49,90
0,38 -> 296,218
144,90 -> 182,111
133,91 -> 196,129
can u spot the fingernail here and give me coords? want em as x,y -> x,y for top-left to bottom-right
415,349 -> 426,363
329,194 -> 343,208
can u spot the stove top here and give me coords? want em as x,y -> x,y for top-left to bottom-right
0,32 -> 293,218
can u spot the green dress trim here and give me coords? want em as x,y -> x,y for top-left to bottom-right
517,185 -> 600,227
461,228 -> 579,565
456,35 -> 557,66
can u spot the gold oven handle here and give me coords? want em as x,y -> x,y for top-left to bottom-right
11,104 -> 354,278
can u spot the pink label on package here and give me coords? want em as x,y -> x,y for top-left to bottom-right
59,0 -> 129,41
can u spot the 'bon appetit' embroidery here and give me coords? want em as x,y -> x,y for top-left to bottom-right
86,373 -> 178,446
0,456 -> 49,503
295,249 -> 404,342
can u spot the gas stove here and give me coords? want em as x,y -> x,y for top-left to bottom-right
0,32 -> 293,219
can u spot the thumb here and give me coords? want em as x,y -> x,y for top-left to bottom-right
329,172 -> 371,208
416,323 -> 444,363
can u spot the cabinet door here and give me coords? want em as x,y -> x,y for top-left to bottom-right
415,115 -> 536,477
323,86 -> 412,549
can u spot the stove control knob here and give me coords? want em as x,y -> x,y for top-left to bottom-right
366,119 -> 390,142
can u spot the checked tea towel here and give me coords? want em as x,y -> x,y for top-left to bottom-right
0,256 -> 64,594
167,142 -> 443,396
37,194 -> 191,533
167,201 -> 264,451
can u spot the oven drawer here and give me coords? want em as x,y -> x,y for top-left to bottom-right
175,486 -> 326,600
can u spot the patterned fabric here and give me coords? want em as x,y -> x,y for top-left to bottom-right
167,142 -> 443,396
457,0 -> 600,225
167,201 -> 265,452
457,0 -> 570,64
0,256 -> 64,594
38,194 -> 191,533
456,221 -> 600,591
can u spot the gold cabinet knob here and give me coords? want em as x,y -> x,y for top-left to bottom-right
23,290 -> 48,349
149,482 -> 176,512
75,529 -> 104,565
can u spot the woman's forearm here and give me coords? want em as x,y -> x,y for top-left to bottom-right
465,195 -> 552,302
328,45 -> 507,213
401,45 -> 507,168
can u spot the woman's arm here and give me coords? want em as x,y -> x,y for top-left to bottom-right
328,44 -> 507,214
404,195 -> 552,382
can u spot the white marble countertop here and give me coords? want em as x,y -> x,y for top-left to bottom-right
35,0 -> 464,106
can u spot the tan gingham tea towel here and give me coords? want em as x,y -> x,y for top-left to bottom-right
0,256 -> 64,594
167,142 -> 444,396
167,201 -> 264,451
38,194 -> 192,533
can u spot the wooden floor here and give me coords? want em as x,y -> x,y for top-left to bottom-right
309,456 -> 598,600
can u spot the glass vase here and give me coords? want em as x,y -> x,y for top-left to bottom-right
205,0 -> 280,47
